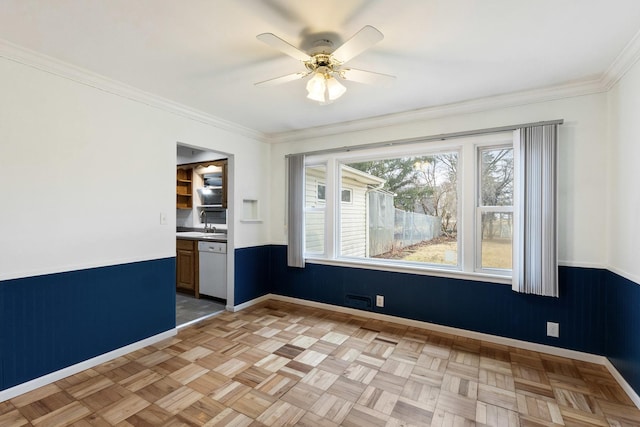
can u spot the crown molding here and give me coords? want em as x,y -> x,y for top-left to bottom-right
4,30 -> 639,147
268,78 -> 606,144
268,29 -> 640,145
601,28 -> 640,90
0,38 -> 265,142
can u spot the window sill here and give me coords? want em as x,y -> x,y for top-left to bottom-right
304,257 -> 512,285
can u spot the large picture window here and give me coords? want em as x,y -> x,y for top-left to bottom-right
303,133 -> 515,280
342,153 -> 459,266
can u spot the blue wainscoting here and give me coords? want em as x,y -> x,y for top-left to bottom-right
267,245 -> 607,355
237,246 -> 639,397
234,245 -> 273,305
0,258 -> 175,391
606,270 -> 640,395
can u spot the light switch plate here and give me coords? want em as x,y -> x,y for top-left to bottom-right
160,212 -> 167,225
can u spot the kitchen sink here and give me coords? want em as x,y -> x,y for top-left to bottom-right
176,231 -> 227,240
200,233 -> 227,238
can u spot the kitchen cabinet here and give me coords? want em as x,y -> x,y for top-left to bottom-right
176,167 -> 193,209
220,160 -> 228,209
192,159 -> 228,209
176,238 -> 199,297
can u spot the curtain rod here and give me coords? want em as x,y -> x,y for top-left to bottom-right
286,119 -> 564,158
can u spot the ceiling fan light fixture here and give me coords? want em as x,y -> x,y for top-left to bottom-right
306,72 -> 326,102
305,71 -> 347,104
326,76 -> 346,101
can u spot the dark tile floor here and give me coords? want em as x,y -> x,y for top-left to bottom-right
176,293 -> 225,326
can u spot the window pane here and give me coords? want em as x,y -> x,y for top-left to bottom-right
306,165 -> 326,208
342,153 -> 458,266
305,165 -> 326,254
480,148 -> 513,206
341,188 -> 352,203
305,210 -> 325,253
317,184 -> 326,201
480,212 -> 513,269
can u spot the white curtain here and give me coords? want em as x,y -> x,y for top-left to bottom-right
287,154 -> 305,268
513,124 -> 558,297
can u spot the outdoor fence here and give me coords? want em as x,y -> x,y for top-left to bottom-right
368,191 -> 442,256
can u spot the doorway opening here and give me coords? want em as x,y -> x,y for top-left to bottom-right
176,143 -> 234,327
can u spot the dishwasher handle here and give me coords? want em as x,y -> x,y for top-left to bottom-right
198,241 -> 227,253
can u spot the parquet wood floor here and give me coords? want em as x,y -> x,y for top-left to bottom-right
2,299 -> 640,426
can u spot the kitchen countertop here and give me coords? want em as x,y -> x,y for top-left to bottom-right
176,231 -> 227,242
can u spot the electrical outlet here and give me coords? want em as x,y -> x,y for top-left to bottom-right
160,212 -> 167,225
547,322 -> 559,338
376,295 -> 384,307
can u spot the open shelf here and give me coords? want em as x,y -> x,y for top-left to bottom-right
176,167 -> 193,209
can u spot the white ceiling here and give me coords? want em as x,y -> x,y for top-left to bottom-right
1,0 -> 639,136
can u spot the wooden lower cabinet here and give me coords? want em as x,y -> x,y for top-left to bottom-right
176,239 -> 199,297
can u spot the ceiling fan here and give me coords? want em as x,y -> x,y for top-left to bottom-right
255,25 -> 395,104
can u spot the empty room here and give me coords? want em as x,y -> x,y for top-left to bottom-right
1,1 -> 640,425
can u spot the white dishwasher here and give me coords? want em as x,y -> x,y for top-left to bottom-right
198,241 -> 227,300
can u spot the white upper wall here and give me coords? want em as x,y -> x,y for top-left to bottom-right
0,56 -> 270,281
2,41 -> 628,281
269,92 -> 609,268
607,58 -> 640,284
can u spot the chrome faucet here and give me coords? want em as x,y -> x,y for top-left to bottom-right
200,210 -> 217,233
200,210 -> 208,231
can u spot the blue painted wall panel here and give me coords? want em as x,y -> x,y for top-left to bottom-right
0,258 -> 175,391
606,271 -> 640,394
234,245 -> 272,305
3,243 -> 638,397
268,245 -> 607,355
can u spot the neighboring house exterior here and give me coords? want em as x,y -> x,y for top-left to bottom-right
305,165 -> 385,257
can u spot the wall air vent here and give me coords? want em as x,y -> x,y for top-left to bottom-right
344,294 -> 373,310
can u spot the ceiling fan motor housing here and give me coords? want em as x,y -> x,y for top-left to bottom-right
305,53 -> 341,75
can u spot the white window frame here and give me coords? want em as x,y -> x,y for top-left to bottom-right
340,187 -> 353,204
317,182 -> 326,202
304,133 -> 514,284
475,144 -> 514,276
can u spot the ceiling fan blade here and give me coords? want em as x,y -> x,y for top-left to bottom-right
332,25 -> 384,63
255,72 -> 309,87
340,68 -> 396,85
256,33 -> 311,62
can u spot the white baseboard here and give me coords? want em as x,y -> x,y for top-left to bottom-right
604,358 -> 640,409
266,294 -> 605,363
177,309 -> 226,330
228,294 -> 272,312
5,295 -> 639,410
262,294 -> 640,408
0,329 -> 177,403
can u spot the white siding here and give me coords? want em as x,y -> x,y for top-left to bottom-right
305,166 -> 326,254
303,166 -> 375,257
340,176 -> 368,257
